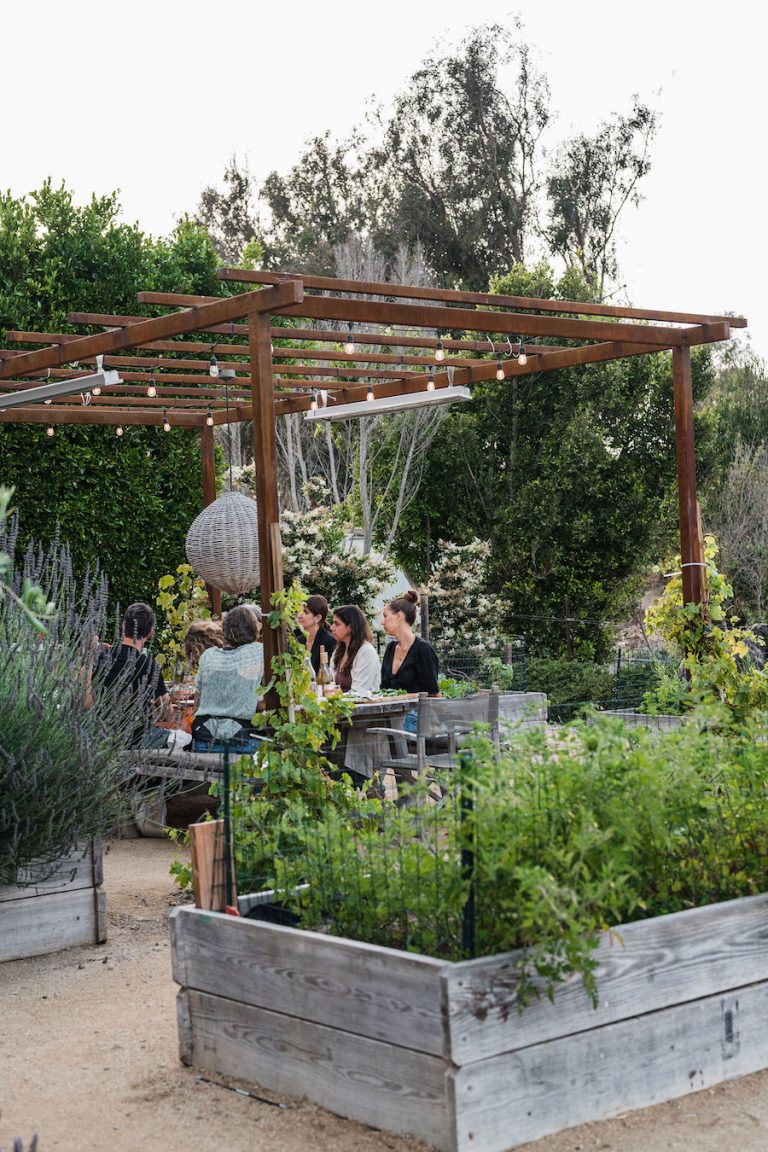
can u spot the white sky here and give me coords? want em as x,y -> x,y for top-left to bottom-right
4,0 -> 767,357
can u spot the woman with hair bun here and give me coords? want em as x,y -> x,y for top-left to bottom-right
381,590 -> 439,699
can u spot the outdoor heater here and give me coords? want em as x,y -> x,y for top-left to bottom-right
304,384 -> 472,421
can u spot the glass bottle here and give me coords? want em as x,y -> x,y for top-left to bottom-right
317,646 -> 335,698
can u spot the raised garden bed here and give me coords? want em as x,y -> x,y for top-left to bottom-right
171,891 -> 768,1150
1,839 -> 106,962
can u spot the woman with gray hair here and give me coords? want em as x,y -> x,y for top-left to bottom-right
190,605 -> 264,752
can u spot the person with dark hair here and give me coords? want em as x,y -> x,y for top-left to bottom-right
191,604 -> 264,752
329,605 -> 380,695
88,601 -> 172,747
381,591 -> 439,724
297,594 -> 336,673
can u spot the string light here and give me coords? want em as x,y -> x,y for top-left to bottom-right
146,376 -> 157,398
205,406 -> 214,427
434,330 -> 445,362
496,357 -> 505,381
517,337 -> 527,366
46,424 -> 55,437
162,408 -> 171,432
91,382 -> 101,396
343,324 -> 355,355
366,380 -> 375,402
427,368 -> 435,391
209,345 -> 219,378
310,389 -> 318,411
116,425 -> 124,437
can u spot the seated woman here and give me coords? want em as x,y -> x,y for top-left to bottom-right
296,594 -> 336,674
381,591 -> 439,732
191,605 -> 264,753
329,605 -> 381,696
183,619 -> 224,674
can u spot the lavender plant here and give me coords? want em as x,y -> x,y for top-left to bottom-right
0,511 -> 146,884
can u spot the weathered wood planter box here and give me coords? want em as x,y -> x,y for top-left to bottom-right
171,893 -> 768,1151
0,840 -> 106,962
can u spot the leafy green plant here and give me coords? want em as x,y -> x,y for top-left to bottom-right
257,709 -> 768,1007
154,562 -> 211,677
438,676 -> 480,698
644,535 -> 768,720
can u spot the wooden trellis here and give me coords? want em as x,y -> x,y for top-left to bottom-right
0,268 -> 745,678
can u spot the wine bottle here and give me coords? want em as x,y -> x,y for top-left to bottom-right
317,646 -> 335,698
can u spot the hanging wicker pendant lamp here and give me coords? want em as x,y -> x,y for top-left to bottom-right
185,491 -> 261,594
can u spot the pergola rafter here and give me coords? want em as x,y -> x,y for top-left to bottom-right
0,268 -> 746,679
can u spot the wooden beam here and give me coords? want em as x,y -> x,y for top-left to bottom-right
0,406 -> 204,427
672,345 -> 706,606
71,313 -> 568,355
218,266 -> 747,328
200,423 -> 222,617
248,312 -> 283,705
132,291 -> 725,349
0,281 -> 304,382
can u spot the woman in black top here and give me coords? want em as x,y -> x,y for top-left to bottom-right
380,590 -> 439,697
297,593 -> 336,673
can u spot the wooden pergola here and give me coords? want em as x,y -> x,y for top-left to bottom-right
0,269 -> 745,676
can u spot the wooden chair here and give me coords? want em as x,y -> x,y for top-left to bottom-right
367,691 -> 500,795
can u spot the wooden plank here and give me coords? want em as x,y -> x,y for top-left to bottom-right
217,265 -> 746,328
448,980 -> 768,1152
136,291 -> 705,347
189,821 -> 229,911
443,892 -> 768,1064
249,310 -> 282,702
0,281 -> 303,381
181,988 -> 452,1150
0,887 -> 100,961
94,887 -> 108,944
0,841 -> 97,903
176,989 -> 193,1065
170,906 -> 448,1055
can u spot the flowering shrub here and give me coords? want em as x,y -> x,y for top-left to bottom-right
280,481 -> 392,615
427,538 -> 502,649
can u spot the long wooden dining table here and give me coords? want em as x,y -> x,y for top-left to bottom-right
336,694 -> 417,780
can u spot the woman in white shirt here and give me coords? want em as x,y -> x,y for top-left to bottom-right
329,605 -> 381,695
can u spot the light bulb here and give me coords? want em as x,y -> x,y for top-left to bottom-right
209,350 -> 219,377
427,369 -> 435,392
343,323 -> 355,355
46,425 -> 55,437
116,425 -> 124,437
147,377 -> 157,398
162,409 -> 171,432
517,338 -> 527,366
310,390 -> 318,411
91,385 -> 101,396
205,407 -> 214,427
435,331 -> 445,362
496,357 -> 505,381
366,383 -> 375,402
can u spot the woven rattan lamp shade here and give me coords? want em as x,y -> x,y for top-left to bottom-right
185,491 -> 260,594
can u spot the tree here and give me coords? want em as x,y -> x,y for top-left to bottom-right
368,23 -> 550,287
710,440 -> 768,618
545,99 -> 658,298
0,182 -> 223,612
195,154 -> 263,267
197,24 -> 655,299
393,265 -> 714,656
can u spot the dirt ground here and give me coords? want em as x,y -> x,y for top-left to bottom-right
3,838 -> 768,1152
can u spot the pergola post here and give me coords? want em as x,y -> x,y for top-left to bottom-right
200,422 -> 222,617
672,345 -> 706,606
248,311 -> 284,699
